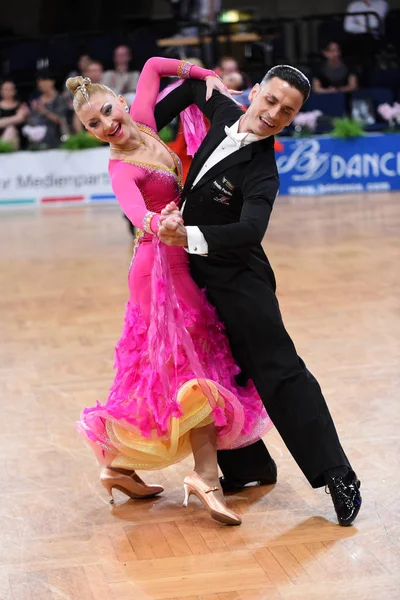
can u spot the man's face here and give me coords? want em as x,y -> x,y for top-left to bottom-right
243,76 -> 304,137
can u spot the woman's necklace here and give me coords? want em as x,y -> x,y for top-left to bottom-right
110,139 -> 144,152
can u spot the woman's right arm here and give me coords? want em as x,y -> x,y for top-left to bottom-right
109,161 -> 160,234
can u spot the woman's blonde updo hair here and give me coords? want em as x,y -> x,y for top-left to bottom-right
66,76 -> 116,111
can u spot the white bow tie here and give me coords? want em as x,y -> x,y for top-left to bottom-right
224,125 -> 244,146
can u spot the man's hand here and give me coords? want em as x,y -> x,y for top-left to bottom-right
158,218 -> 188,247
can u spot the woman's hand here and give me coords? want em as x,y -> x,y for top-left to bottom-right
160,201 -> 183,225
205,76 -> 243,101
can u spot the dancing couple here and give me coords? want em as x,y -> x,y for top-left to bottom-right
67,56 -> 361,527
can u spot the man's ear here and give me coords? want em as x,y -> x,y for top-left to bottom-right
248,83 -> 260,103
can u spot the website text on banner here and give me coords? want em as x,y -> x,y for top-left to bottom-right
1,133 -> 400,206
277,133 -> 400,196
0,147 -> 114,207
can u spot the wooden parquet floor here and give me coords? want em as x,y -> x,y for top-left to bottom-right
0,193 -> 399,599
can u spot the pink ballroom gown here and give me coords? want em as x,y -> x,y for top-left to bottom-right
77,58 -> 272,470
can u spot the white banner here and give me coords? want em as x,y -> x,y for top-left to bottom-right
0,147 -> 116,208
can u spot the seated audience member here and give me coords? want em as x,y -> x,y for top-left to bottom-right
66,54 -> 92,80
215,56 -> 252,88
29,71 -> 69,149
102,45 -> 139,104
85,60 -> 104,84
222,71 -> 244,91
0,80 -> 29,150
344,0 -> 389,36
313,41 -> 358,93
221,71 -> 252,107
343,0 -> 389,62
215,55 -> 239,77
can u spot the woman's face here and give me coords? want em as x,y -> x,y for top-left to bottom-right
1,81 -> 16,101
78,54 -> 91,74
37,78 -> 56,94
78,92 -> 136,146
324,43 -> 341,62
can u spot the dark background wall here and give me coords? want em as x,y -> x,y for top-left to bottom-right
3,0 -> 400,37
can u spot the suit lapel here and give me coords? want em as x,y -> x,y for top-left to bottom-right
183,123 -> 275,194
192,143 -> 253,190
183,123 -> 226,193
191,136 -> 273,190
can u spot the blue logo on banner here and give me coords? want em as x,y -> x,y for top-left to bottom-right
277,134 -> 400,195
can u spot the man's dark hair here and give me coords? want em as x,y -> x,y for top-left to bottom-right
261,65 -> 311,104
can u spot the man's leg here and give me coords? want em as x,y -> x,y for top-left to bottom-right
204,268 -> 361,525
217,439 -> 277,491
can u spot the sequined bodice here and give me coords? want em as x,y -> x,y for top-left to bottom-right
120,123 -> 183,214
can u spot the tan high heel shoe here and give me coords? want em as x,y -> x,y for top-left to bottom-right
100,467 -> 164,504
183,472 -> 242,526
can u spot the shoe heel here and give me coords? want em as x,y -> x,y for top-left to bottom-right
101,479 -> 115,504
183,483 -> 192,507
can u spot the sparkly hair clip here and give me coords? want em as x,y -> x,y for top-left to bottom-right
177,60 -> 193,80
78,77 -> 92,104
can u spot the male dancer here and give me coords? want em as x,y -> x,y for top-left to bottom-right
154,64 -> 361,526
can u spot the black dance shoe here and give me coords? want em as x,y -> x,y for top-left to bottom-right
220,459 -> 277,493
326,470 -> 362,526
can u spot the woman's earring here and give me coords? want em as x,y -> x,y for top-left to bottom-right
125,106 -> 129,112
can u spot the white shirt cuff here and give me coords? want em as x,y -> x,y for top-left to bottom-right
186,226 -> 208,256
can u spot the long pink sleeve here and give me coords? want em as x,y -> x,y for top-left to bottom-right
109,160 -> 160,233
130,57 -> 215,130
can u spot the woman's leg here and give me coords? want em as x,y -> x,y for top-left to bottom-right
190,423 -> 225,503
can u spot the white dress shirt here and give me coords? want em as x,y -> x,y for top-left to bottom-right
344,0 -> 388,35
186,118 -> 266,255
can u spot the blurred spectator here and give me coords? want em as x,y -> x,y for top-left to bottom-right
222,71 -> 244,91
216,56 -> 239,78
313,41 -> 358,93
102,45 -> 139,103
167,0 -> 221,27
196,0 -> 221,25
85,60 -> 104,84
344,0 -> 389,36
343,0 -> 389,65
215,56 -> 252,88
0,80 -> 29,150
232,88 -> 252,108
164,0 -> 221,63
28,71 -> 69,149
66,54 -> 92,79
221,71 -> 252,108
